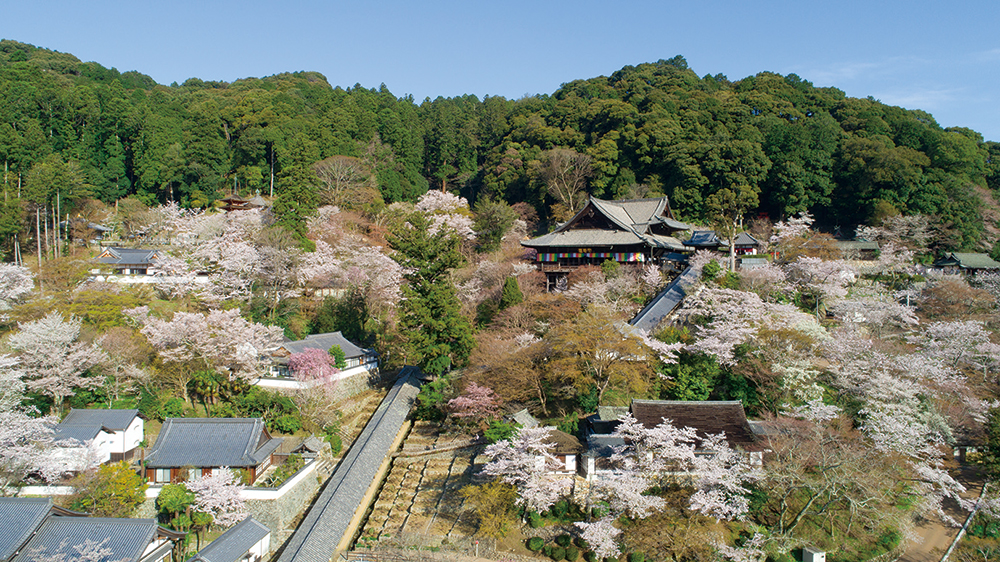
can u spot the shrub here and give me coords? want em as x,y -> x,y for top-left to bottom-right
551,500 -> 569,519
70,462 -> 147,518
584,552 -> 598,562
543,545 -> 553,557
628,553 -> 644,562
327,433 -> 343,456
551,547 -> 566,561
272,414 -> 303,434
161,397 -> 185,420
527,537 -> 545,552
576,538 -> 590,550
527,510 -> 543,528
555,534 -> 572,547
565,546 -> 580,561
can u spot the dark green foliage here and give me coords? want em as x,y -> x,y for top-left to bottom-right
272,414 -> 303,434
484,419 -> 520,443
327,433 -> 343,456
584,552 -> 598,562
389,213 -> 475,375
0,41 -> 994,251
627,553 -> 644,562
328,345 -> 347,369
527,537 -> 545,551
137,388 -> 161,421
575,538 -> 590,550
701,260 -> 722,280
555,534 -> 572,547
412,374 -> 452,421
543,545 -> 553,557
551,547 -> 566,561
550,500 -> 569,519
498,276 -> 524,311
476,300 -> 499,328
310,291 -> 375,346
161,397 -> 186,420
565,546 -> 580,561
658,351 -> 721,401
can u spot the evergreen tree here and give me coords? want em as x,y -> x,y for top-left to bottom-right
498,276 -> 523,310
388,213 -> 475,375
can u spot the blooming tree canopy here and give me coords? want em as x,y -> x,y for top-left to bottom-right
481,426 -> 570,513
185,468 -> 248,528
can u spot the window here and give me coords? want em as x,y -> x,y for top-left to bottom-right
155,468 -> 170,483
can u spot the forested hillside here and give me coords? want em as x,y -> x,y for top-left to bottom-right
2,40 -> 1000,251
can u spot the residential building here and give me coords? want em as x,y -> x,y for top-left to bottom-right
54,408 -> 143,464
96,247 -> 160,275
933,252 -> 1000,275
144,418 -> 282,485
268,331 -> 377,377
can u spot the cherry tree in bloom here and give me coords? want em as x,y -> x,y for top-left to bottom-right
447,382 -> 501,419
128,307 -> 283,383
909,321 -> 1000,374
770,211 -> 814,243
738,260 -> 790,300
0,263 -> 34,310
575,516 -> 622,559
7,312 -> 107,407
0,408 -> 62,489
785,256 -> 857,307
288,348 -> 341,382
830,287 -> 918,336
415,190 -> 475,240
680,288 -> 813,365
186,468 -> 248,527
481,426 -> 570,513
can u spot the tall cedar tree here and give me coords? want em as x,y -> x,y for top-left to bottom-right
389,212 -> 475,375
498,276 -> 524,310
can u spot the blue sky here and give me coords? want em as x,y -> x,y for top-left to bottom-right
4,0 -> 999,140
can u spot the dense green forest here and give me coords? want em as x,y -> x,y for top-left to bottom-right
2,39 -> 1000,250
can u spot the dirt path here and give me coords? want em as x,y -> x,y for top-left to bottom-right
900,465 -> 986,562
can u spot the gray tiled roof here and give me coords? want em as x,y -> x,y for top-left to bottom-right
0,498 -> 52,561
278,368 -> 421,562
630,266 -> 697,332
97,247 -> 159,266
145,418 -> 282,468
684,230 -> 724,247
279,332 -> 369,360
61,409 -> 138,431
13,517 -> 159,562
187,516 -> 269,562
53,424 -> 103,443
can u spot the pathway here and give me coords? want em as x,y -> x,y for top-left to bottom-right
900,465 -> 986,562
277,367 -> 423,562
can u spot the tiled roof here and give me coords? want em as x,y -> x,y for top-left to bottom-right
279,332 -> 369,360
97,247 -> 159,266
0,498 -> 52,561
60,409 -> 138,431
835,240 -> 879,251
13,517 -> 159,562
145,418 -> 282,468
733,232 -> 761,246
522,229 -> 646,248
53,424 -> 103,443
629,400 -> 761,450
630,265 -> 698,332
544,428 -> 584,455
937,252 -> 1000,270
511,409 -> 539,429
187,516 -> 269,562
277,369 -> 421,562
684,230 -> 724,247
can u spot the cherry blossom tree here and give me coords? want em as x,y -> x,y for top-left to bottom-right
7,312 -> 107,408
0,408 -> 62,491
447,382 -> 501,420
185,468 -> 248,528
480,426 -> 570,513
288,347 -> 341,382
575,516 -> 622,559
0,263 -> 34,310
127,307 -> 282,400
415,190 -> 475,240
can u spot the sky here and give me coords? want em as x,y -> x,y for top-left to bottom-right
3,0 -> 999,140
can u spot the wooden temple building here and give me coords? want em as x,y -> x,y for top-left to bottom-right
521,196 -> 691,290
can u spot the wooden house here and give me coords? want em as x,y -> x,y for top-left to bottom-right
53,408 -> 144,465
268,331 -> 377,378
522,196 -> 690,291
96,247 -> 160,275
144,418 -> 282,485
